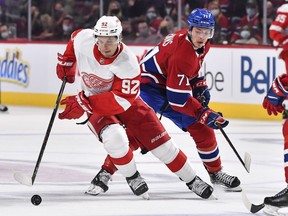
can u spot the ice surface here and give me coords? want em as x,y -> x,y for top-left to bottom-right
0,106 -> 285,216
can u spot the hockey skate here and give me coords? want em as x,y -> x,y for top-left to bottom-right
209,170 -> 241,192
187,176 -> 214,199
126,171 -> 149,200
85,169 -> 111,196
263,187 -> 288,216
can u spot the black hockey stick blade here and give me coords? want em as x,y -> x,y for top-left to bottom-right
242,191 -> 265,213
14,78 -> 67,186
217,124 -> 251,173
0,104 -> 8,112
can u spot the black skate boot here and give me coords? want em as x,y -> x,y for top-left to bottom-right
85,168 -> 111,196
126,171 -> 149,200
209,170 -> 241,192
264,187 -> 288,207
187,176 -> 214,199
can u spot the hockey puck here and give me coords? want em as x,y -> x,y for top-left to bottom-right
31,194 -> 42,206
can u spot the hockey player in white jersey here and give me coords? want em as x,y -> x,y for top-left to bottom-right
56,15 -> 214,199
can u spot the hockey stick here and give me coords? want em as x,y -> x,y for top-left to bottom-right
241,191 -> 265,213
0,77 -> 8,112
217,124 -> 251,173
14,78 -> 67,186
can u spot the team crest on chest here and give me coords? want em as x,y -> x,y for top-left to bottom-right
81,72 -> 113,92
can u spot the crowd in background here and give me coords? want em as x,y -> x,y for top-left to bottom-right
0,0 -> 285,45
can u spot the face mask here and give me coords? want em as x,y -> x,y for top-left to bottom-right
160,27 -> 169,36
63,25 -> 72,32
211,9 -> 220,17
1,31 -> 9,39
240,30 -> 251,39
139,28 -> 149,37
146,12 -> 156,20
246,8 -> 256,17
110,9 -> 120,15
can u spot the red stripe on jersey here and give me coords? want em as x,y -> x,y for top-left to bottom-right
110,148 -> 133,166
166,150 -> 187,173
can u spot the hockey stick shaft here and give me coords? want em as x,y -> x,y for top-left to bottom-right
218,124 -> 250,173
30,78 -> 67,185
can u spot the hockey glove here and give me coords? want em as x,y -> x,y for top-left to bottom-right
263,74 -> 288,116
190,76 -> 210,107
59,91 -> 92,120
56,53 -> 76,83
198,107 -> 229,130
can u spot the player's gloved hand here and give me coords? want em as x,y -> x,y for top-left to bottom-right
190,76 -> 210,107
59,91 -> 92,120
56,53 -> 76,83
198,107 -> 229,129
263,74 -> 288,115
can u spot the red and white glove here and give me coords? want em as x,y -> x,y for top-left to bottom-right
262,74 -> 288,115
59,91 -> 92,120
198,107 -> 229,129
56,53 -> 76,83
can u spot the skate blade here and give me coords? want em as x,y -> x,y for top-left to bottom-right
223,186 -> 242,192
140,191 -> 150,200
213,184 -> 242,192
264,205 -> 288,216
208,193 -> 218,200
85,185 -> 105,196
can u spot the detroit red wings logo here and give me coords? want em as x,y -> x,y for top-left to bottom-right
81,72 -> 113,92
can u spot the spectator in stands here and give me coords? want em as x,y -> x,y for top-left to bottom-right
158,16 -> 174,37
133,19 -> 163,44
207,0 -> 230,44
234,24 -> 259,45
31,5 -> 43,37
145,6 -> 163,34
82,3 -> 100,28
121,20 -> 136,44
263,1 -> 276,44
230,0 -> 262,44
61,15 -> 75,41
32,13 -> 54,40
107,0 -> 124,21
53,2 -> 67,33
0,23 -> 10,40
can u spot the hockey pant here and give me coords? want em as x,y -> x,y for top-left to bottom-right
140,84 -> 222,173
101,97 -> 197,183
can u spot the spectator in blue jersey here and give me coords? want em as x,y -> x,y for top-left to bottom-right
86,8 -> 241,196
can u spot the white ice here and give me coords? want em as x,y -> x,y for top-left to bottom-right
0,106 -> 287,216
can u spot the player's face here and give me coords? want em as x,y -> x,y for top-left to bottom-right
191,27 -> 211,49
97,36 -> 119,58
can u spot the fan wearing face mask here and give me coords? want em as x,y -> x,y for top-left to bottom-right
229,0 -> 262,44
0,24 -> 10,40
234,24 -> 259,45
206,0 -> 229,44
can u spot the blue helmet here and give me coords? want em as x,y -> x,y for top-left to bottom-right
187,8 -> 215,30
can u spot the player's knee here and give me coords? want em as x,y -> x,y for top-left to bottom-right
102,124 -> 129,158
151,140 -> 179,164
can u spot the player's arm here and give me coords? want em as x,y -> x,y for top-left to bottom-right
166,69 -> 228,129
269,13 -> 288,46
56,29 -> 82,83
58,74 -> 141,120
